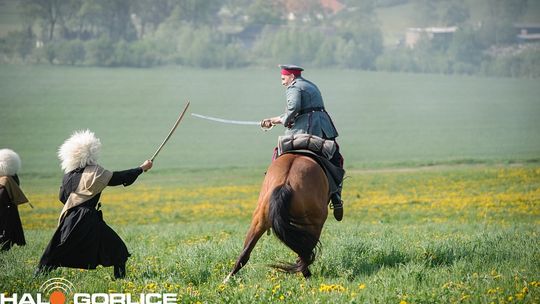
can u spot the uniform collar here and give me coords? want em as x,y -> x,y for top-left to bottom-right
287,77 -> 302,88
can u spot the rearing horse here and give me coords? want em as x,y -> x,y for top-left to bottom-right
225,153 -> 329,282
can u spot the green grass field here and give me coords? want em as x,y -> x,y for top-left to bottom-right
1,65 -> 539,176
1,166 -> 539,303
1,65 -> 539,303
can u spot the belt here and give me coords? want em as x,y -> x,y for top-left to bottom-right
298,107 -> 325,116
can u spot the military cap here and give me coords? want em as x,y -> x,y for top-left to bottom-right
279,64 -> 304,76
278,64 -> 304,71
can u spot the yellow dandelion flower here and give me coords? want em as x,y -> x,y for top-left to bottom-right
319,283 -> 345,293
490,270 -> 502,279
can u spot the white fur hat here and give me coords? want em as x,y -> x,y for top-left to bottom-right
0,149 -> 22,176
58,129 -> 101,173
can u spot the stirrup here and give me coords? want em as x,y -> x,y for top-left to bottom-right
331,200 -> 343,209
329,201 -> 342,209
330,194 -> 343,209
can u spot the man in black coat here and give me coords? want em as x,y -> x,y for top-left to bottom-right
0,149 -> 29,251
36,130 -> 152,278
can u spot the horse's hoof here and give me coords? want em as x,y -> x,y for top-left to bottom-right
223,274 -> 232,284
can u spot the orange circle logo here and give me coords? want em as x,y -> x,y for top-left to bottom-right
49,291 -> 66,304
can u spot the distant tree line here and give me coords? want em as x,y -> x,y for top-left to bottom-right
0,0 -> 538,77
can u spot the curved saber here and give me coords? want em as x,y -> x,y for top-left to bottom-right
150,101 -> 190,162
191,113 -> 260,125
191,113 -> 274,130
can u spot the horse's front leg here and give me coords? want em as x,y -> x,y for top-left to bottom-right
224,207 -> 269,283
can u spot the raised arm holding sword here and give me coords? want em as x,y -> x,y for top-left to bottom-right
36,102 -> 195,278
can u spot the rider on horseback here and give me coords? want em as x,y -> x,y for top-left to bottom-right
261,64 -> 345,221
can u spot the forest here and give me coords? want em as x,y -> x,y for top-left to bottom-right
0,0 -> 538,77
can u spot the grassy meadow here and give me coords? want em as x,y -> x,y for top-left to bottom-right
0,65 -> 539,303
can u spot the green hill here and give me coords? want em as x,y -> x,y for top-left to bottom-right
376,0 -> 540,46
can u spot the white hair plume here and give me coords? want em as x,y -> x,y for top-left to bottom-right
58,129 -> 101,173
0,149 -> 22,176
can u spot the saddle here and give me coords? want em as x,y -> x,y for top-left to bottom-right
277,134 -> 344,196
278,134 -> 336,159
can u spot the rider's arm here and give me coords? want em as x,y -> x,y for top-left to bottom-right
281,86 -> 301,127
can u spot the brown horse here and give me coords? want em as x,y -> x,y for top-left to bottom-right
224,153 -> 329,282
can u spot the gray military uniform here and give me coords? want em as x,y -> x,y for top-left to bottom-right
279,77 -> 338,139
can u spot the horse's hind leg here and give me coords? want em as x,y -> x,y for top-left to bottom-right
296,256 -> 312,278
301,259 -> 312,278
224,212 -> 269,283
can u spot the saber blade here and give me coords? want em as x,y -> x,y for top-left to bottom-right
191,113 -> 261,125
150,101 -> 190,162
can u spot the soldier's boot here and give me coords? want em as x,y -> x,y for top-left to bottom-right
330,191 -> 343,221
114,263 -> 126,279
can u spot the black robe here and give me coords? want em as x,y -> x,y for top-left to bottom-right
0,175 -> 26,251
38,167 -> 142,269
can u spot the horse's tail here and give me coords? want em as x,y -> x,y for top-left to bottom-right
269,182 -> 319,275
